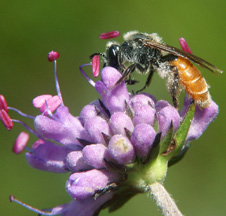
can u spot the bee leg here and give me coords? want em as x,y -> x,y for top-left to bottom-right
136,66 -> 154,93
172,94 -> 179,109
89,52 -> 106,59
170,67 -> 179,108
116,64 -> 136,85
126,76 -> 139,85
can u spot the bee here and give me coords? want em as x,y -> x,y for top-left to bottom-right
90,31 -> 223,108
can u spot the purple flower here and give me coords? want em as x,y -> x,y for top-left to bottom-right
1,51 -> 219,216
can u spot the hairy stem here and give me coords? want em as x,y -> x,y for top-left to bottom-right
149,182 -> 183,216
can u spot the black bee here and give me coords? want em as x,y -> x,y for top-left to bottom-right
90,31 -> 222,108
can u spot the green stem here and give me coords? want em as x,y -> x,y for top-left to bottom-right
149,182 -> 183,216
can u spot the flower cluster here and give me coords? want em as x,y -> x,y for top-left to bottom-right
1,46 -> 219,216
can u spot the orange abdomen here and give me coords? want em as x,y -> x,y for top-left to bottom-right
171,57 -> 210,107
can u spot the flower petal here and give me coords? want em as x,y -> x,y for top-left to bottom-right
186,100 -> 219,142
66,169 -> 119,200
48,193 -> 114,216
109,112 -> 134,136
25,141 -> 71,173
156,102 -> 180,138
35,106 -> 90,149
108,134 -> 135,165
82,144 -> 110,169
65,151 -> 92,172
131,123 -> 156,158
96,67 -> 130,114
84,116 -> 111,144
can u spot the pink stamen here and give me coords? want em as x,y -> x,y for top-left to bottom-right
0,109 -> 13,130
48,51 -> 60,62
13,132 -> 29,154
9,195 -> 56,216
48,51 -> 63,104
99,31 -> 120,40
92,55 -> 100,78
0,94 -> 8,112
179,38 -> 193,54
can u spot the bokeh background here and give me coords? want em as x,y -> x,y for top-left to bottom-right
0,1 -> 225,215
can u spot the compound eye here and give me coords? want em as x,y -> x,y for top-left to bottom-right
107,45 -> 120,68
108,45 -> 120,58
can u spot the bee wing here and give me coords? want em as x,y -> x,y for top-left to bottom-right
142,39 -> 223,74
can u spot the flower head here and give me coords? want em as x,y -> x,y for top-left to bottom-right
2,50 -> 219,216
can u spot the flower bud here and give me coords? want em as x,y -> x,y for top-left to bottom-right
131,123 -> 156,159
66,169 -> 119,200
95,67 -> 130,113
65,151 -> 92,171
109,112 -> 134,136
82,144 -> 110,169
84,116 -> 111,144
108,135 -> 135,165
26,141 -> 70,173
156,102 -> 180,138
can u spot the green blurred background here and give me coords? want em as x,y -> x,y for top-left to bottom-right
0,1 -> 225,215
